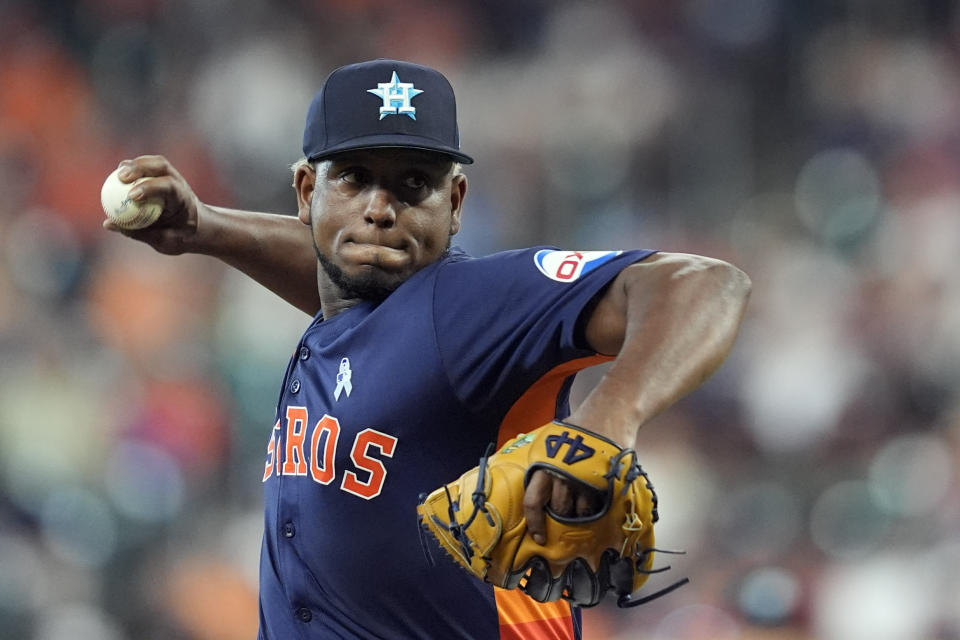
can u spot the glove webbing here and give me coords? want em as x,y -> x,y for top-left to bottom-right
601,448 -> 688,608
548,424 -> 687,608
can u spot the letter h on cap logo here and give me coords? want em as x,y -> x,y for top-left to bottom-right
367,71 -> 423,120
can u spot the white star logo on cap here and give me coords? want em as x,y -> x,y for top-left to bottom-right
367,71 -> 423,120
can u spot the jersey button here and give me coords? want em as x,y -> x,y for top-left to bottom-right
283,522 -> 296,538
296,607 -> 312,623
290,379 -> 301,393
299,346 -> 310,360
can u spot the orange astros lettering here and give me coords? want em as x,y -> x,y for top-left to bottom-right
265,407 -> 398,501
262,418 -> 281,481
310,414 -> 341,485
341,429 -> 398,500
282,406 -> 309,476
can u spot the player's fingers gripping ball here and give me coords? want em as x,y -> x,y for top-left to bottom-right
101,167 -> 164,230
417,421 -> 688,608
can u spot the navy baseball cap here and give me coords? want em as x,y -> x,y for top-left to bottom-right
302,59 -> 473,164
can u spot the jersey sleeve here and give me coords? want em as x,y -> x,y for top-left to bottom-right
433,247 -> 655,413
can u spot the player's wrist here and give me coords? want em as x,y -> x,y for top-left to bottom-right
566,405 -> 640,448
187,203 -> 230,257
551,419 -> 629,450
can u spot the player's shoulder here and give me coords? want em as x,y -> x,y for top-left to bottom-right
440,245 -> 633,284
437,246 -> 545,283
436,245 -> 529,276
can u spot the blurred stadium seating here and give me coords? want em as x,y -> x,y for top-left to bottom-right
1,1 -> 958,638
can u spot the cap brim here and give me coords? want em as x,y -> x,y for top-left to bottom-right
308,134 -> 473,164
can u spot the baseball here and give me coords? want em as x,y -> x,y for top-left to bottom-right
100,168 -> 164,229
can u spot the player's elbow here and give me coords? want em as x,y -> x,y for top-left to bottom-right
693,257 -> 751,322
699,256 -> 751,306
640,252 -> 751,305
644,253 -> 752,330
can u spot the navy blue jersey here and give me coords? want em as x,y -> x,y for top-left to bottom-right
258,246 -> 655,640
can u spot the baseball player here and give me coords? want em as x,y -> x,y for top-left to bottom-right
107,59 -> 750,639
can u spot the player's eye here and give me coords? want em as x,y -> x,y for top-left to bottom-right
339,169 -> 370,185
402,173 -> 428,190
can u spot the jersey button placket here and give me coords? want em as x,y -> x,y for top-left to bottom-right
295,607 -> 312,623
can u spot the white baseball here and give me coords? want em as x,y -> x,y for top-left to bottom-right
100,168 -> 164,230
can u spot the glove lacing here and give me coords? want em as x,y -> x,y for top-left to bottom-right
418,443 -> 497,566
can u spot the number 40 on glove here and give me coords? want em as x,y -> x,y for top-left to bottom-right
416,420 -> 689,608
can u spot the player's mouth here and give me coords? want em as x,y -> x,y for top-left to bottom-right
340,238 -> 411,270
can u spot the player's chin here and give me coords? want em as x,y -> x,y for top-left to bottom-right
334,260 -> 412,298
342,258 -> 414,287
348,264 -> 406,287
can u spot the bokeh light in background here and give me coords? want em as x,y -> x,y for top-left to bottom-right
2,0 -> 960,638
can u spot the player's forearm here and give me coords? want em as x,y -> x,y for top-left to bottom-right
192,205 -> 322,315
571,255 -> 751,445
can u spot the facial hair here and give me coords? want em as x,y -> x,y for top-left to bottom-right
313,243 -> 396,303
312,240 -> 453,304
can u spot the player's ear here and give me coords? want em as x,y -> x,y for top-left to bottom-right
294,161 -> 317,224
449,173 -> 466,236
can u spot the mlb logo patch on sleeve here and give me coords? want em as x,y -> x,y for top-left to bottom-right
533,250 -> 623,282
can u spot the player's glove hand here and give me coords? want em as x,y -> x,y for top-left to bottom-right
417,420 -> 688,608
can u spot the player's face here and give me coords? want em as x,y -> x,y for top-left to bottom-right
297,148 -> 466,302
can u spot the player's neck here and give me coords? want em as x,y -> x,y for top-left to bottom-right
314,256 -> 395,318
317,273 -> 391,319
317,282 -> 364,319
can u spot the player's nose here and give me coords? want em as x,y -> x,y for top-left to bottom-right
363,187 -> 397,229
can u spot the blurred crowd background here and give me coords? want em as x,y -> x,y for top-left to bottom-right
1,0 -> 959,638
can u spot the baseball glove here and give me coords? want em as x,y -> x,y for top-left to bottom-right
416,420 -> 688,608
